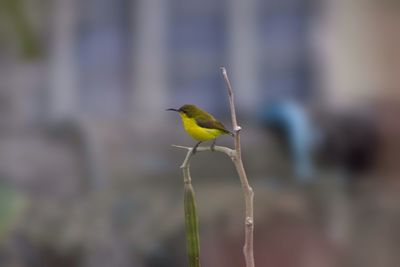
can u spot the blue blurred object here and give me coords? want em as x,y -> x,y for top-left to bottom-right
259,101 -> 315,183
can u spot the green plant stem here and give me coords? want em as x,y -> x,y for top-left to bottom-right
180,148 -> 201,267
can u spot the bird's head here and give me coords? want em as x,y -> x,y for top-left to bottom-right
166,104 -> 200,118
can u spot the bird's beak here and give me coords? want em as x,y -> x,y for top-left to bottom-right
166,108 -> 179,112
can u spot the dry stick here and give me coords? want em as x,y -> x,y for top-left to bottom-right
173,67 -> 255,267
220,67 -> 255,267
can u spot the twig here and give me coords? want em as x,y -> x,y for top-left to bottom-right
172,145 -> 236,171
174,144 -> 234,267
221,67 -> 255,267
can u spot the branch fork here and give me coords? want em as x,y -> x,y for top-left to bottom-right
174,67 -> 255,267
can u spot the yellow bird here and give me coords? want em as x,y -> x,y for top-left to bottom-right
167,104 -> 233,152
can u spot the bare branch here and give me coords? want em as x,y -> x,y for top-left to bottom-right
173,145 -> 236,160
220,67 -> 239,133
174,67 -> 255,267
220,67 -> 255,267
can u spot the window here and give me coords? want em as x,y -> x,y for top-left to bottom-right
76,0 -> 131,117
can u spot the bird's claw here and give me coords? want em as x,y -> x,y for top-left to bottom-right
210,140 -> 216,152
192,141 -> 202,155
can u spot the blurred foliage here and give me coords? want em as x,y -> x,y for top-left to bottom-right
0,182 -> 25,240
0,0 -> 41,58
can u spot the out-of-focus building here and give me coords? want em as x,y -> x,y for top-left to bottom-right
317,0 -> 400,109
316,0 -> 400,175
47,0 -> 314,121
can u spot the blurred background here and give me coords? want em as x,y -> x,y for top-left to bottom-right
0,0 -> 400,266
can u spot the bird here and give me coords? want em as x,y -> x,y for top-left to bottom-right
167,104 -> 233,153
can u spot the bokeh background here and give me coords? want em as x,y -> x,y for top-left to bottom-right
1,0 -> 400,266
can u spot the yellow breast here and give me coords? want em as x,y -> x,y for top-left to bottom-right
180,114 -> 223,141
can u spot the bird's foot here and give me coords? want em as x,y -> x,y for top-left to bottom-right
210,139 -> 216,152
192,141 -> 202,155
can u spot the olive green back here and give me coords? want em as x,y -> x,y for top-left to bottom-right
179,104 -> 230,134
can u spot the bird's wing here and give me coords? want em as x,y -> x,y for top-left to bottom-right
195,118 -> 231,134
